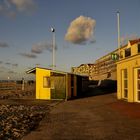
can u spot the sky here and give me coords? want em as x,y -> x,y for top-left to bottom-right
0,0 -> 140,80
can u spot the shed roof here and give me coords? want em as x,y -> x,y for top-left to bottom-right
26,67 -> 36,74
26,67 -> 67,75
26,67 -> 89,78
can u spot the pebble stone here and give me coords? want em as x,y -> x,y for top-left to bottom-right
0,104 -> 49,140
0,89 -> 50,139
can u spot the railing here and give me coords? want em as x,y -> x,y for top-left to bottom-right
0,82 -> 35,91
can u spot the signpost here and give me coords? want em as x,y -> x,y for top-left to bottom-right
111,53 -> 119,61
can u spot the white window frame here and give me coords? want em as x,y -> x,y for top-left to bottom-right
135,68 -> 140,102
122,69 -> 128,99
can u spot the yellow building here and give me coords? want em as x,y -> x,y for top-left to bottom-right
116,39 -> 140,103
26,67 -> 89,100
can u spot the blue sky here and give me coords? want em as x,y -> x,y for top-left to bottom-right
0,0 -> 140,80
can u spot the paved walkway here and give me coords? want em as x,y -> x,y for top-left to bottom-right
23,93 -> 140,140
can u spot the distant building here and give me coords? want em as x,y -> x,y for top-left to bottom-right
73,40 -> 140,81
116,38 -> 140,103
71,64 -> 95,80
90,51 -> 117,80
71,53 -> 118,81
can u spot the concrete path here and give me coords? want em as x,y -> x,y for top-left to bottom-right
23,93 -> 140,140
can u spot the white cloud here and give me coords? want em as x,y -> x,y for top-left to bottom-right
5,62 -> 11,65
31,43 -> 44,54
65,15 -> 96,44
19,40 -> 57,59
10,0 -> 36,12
8,70 -> 16,74
4,0 -> 11,8
31,41 -> 57,54
0,2 -> 16,18
6,11 -> 16,18
0,4 -> 5,13
0,0 -> 37,17
12,63 -> 18,67
19,52 -> 37,58
0,41 -> 9,48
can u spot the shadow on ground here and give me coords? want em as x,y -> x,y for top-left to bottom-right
75,79 -> 117,99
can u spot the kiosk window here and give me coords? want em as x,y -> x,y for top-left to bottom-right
43,77 -> 50,88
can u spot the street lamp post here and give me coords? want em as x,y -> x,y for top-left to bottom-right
111,11 -> 121,61
117,11 -> 121,60
51,27 -> 56,70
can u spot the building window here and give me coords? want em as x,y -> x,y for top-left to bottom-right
107,72 -> 111,78
124,89 -> 128,98
138,44 -> 140,53
138,91 -> 140,101
123,69 -> 128,98
137,69 -> 140,101
43,76 -> 50,88
125,48 -> 131,57
120,51 -> 123,59
124,69 -> 127,79
137,69 -> 140,79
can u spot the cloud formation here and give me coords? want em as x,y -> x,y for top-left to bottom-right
5,62 -> 11,65
19,40 -> 57,59
65,15 -> 96,44
19,52 -> 37,58
12,63 -> 18,67
8,70 -> 16,74
0,0 -> 36,18
2,61 -> 18,67
0,41 -> 9,48
10,0 -> 36,12
0,4 -> 16,18
31,41 -> 57,54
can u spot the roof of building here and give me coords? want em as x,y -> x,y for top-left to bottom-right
26,67 -> 67,75
95,38 -> 140,62
26,67 -> 36,74
129,38 -> 140,46
26,67 -> 88,77
76,63 -> 95,68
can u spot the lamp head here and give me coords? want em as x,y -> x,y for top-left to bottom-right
51,27 -> 55,32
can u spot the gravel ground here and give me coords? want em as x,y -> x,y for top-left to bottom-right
0,104 -> 49,140
0,89 -> 60,140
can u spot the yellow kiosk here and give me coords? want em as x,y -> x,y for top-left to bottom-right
26,67 -> 89,100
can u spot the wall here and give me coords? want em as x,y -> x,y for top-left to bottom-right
36,68 -> 51,99
117,55 -> 140,102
